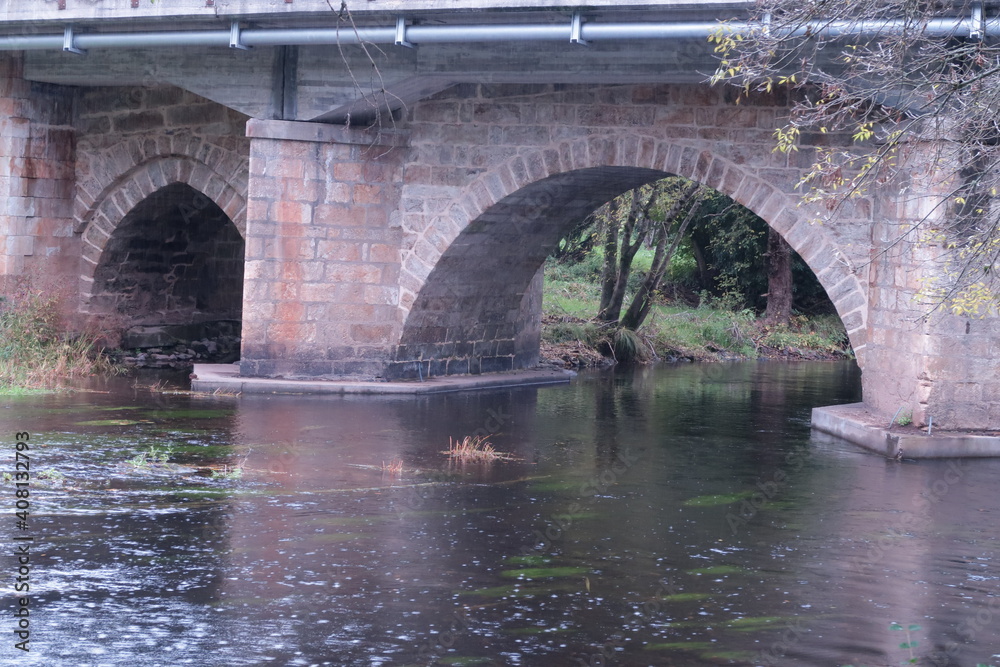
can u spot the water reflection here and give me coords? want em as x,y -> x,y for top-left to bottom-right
2,361 -> 999,666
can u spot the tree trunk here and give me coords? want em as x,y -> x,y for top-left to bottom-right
689,237 -> 711,293
598,187 -> 658,323
763,226 -> 793,326
596,202 -> 619,321
621,187 -> 704,330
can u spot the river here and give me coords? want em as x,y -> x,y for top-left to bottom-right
1,360 -> 998,666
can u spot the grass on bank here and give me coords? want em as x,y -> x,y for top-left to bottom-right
0,287 -> 117,392
543,268 -> 852,363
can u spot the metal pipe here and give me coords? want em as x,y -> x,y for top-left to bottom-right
403,23 -> 571,43
0,13 -> 997,53
240,26 -> 396,47
76,30 -> 231,49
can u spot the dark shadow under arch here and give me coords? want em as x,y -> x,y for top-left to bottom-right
91,182 -> 244,340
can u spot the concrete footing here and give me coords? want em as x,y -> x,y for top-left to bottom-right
190,363 -> 575,395
812,403 -> 1000,458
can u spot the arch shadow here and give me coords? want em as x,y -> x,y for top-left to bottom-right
87,182 -> 245,352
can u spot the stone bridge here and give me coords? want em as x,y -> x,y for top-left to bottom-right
1,0 -> 998,440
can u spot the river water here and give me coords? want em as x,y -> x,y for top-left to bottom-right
1,360 -> 998,667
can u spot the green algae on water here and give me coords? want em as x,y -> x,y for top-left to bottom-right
500,566 -> 589,580
504,554 -> 552,567
660,592 -> 712,602
644,641 -> 713,652
76,419 -> 147,426
682,491 -> 755,507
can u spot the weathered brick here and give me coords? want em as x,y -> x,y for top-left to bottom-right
270,200 -> 312,225
325,263 -> 383,284
316,240 -> 362,262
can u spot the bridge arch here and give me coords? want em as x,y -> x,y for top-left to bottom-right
394,135 -> 868,377
84,180 -> 245,337
78,154 -> 247,310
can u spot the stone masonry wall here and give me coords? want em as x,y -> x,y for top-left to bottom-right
0,53 -> 76,299
74,84 -> 250,328
389,83 -> 872,378
238,82 -> 872,382
240,120 -> 406,379
864,144 -> 1000,430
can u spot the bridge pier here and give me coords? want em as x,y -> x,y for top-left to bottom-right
239,119 -> 406,379
855,144 -> 1000,433
0,53 -> 77,297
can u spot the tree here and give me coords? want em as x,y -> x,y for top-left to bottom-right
620,186 -> 705,330
763,227 -> 793,326
596,179 -> 703,327
711,0 -> 1000,317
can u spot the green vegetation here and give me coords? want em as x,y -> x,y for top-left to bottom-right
841,622 -> 998,667
711,0 -> 1000,317
682,491 -> 755,507
544,254 -> 852,363
36,468 -> 66,483
0,284 -> 118,390
210,465 -> 243,481
127,444 -> 173,468
544,174 -> 855,364
500,566 -> 590,580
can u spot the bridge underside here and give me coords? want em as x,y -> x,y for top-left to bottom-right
1,2 -> 999,434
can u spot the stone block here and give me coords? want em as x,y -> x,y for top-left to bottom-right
6,236 -> 33,256
113,111 -> 164,134
350,324 -> 394,345
317,240 -> 362,263
270,200 -> 313,225
164,103 -> 226,127
266,321 -> 317,346
352,184 -> 383,205
363,285 -> 399,306
325,263 -> 383,284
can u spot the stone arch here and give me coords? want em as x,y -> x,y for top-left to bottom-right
78,154 -> 247,304
394,134 -> 869,377
86,180 -> 245,355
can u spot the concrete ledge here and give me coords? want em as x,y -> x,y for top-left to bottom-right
190,363 -> 575,395
812,403 -> 1000,458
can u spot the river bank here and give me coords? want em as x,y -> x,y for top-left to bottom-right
540,274 -> 853,369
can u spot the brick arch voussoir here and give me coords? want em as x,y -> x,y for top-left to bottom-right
75,149 -> 247,234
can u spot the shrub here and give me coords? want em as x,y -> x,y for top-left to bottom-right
0,283 -> 117,389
